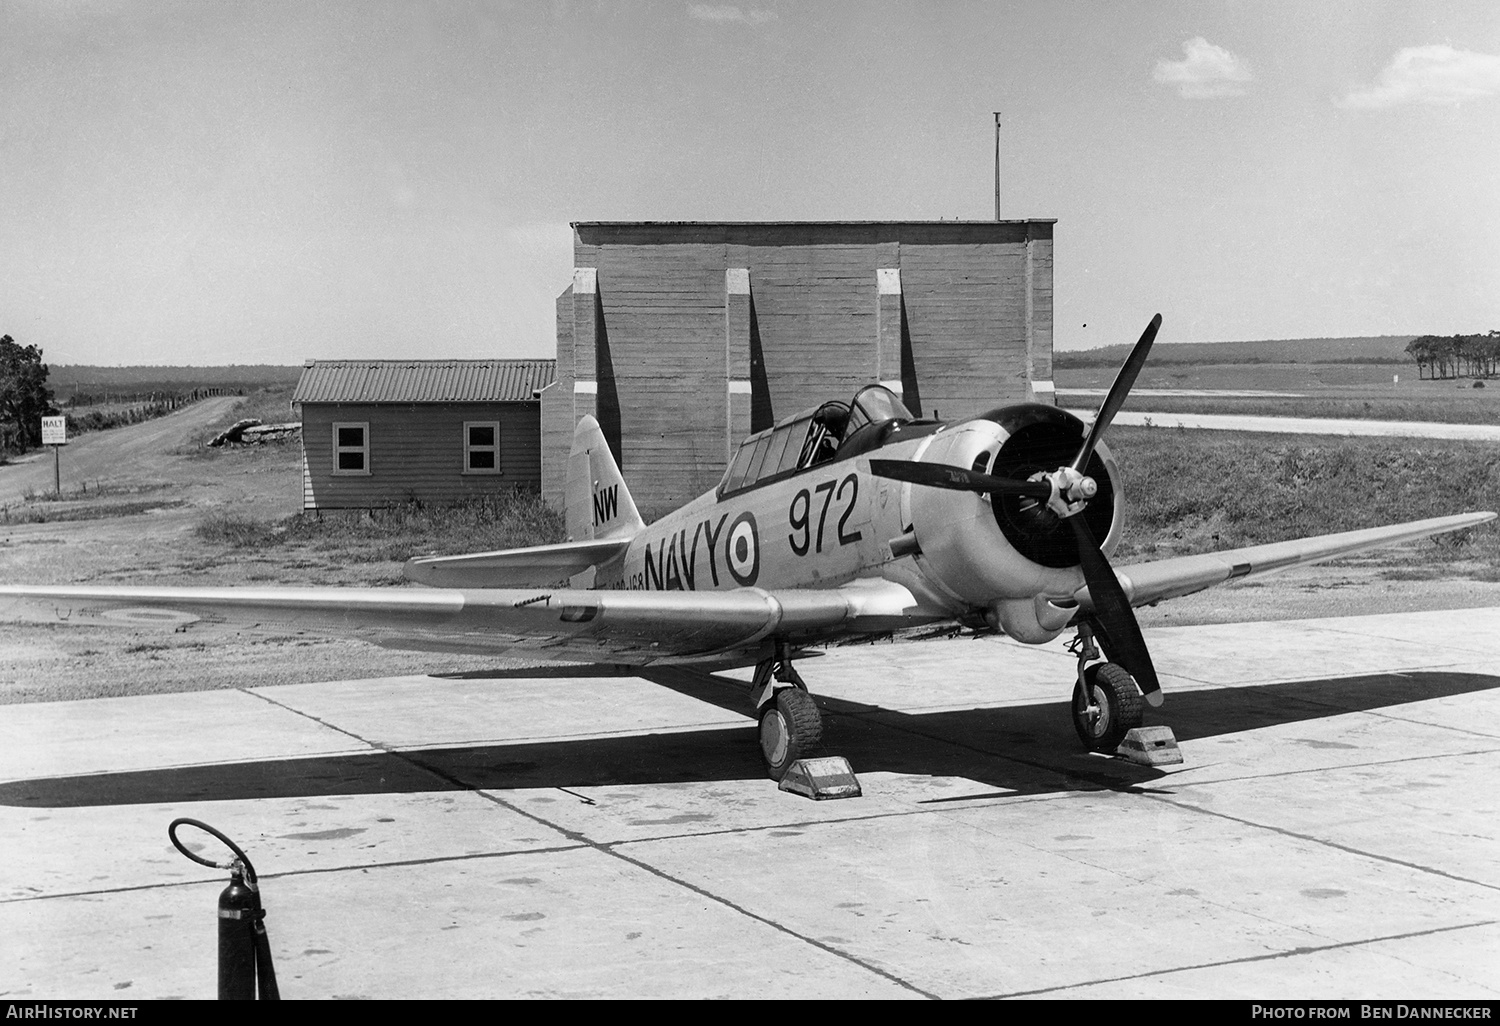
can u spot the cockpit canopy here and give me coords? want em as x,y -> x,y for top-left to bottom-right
719,385 -> 928,497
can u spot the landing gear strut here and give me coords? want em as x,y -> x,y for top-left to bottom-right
1068,624 -> 1143,751
751,643 -> 823,780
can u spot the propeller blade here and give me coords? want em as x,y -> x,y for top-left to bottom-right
1068,513 -> 1163,706
869,459 -> 1052,499
1071,313 -> 1162,474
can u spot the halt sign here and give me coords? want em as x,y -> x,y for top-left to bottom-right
41,416 -> 67,445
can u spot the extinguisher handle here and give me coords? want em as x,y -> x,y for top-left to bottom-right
168,818 -> 260,884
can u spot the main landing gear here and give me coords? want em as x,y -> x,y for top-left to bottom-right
1067,625 -> 1144,751
751,644 -> 823,781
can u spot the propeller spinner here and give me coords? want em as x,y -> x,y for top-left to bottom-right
871,314 -> 1165,707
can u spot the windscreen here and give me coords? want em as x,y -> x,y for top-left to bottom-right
846,385 -> 913,434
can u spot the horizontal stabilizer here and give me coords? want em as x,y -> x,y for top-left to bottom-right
404,536 -> 632,588
1075,512 -> 1497,612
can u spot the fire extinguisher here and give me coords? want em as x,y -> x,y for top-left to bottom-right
169,818 -> 280,1000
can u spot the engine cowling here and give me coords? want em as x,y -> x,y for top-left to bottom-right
904,404 -> 1124,638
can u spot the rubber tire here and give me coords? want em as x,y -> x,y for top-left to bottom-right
1072,662 -> 1144,752
759,688 -> 824,781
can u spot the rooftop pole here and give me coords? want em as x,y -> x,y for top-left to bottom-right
993,111 -> 1002,220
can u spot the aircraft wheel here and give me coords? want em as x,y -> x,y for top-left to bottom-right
1072,662 -> 1143,752
759,688 -> 823,781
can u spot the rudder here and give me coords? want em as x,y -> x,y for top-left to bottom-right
566,415 -> 644,542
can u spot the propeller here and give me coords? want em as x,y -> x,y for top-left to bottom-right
1069,508 -> 1161,707
1072,314 -> 1160,475
870,313 -> 1165,707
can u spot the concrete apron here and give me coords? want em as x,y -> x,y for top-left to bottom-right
2,608 -> 1498,999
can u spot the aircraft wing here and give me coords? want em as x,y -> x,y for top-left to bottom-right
1078,512 -> 1496,612
0,577 -> 937,667
403,536 -> 632,588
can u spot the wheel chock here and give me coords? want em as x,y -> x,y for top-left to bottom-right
1115,726 -> 1183,766
778,756 -> 862,800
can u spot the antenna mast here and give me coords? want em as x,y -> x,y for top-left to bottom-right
993,111 -> 1002,220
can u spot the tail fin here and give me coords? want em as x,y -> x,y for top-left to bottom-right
566,416 -> 644,542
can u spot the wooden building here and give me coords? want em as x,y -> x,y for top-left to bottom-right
294,359 -> 555,510
541,220 -> 1055,518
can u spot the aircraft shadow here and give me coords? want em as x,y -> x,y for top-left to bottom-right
433,664 -> 643,680
1,669 -> 1495,809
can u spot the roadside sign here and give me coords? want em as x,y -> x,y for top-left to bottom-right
41,416 -> 67,446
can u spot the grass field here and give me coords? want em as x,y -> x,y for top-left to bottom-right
1106,426 -> 1500,575
196,489 -> 565,565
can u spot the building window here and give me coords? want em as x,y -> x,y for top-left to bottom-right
332,422 -> 370,475
464,421 -> 501,474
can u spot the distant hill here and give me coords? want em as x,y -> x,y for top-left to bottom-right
45,365 -> 305,403
48,365 -> 304,387
1055,336 -> 1418,367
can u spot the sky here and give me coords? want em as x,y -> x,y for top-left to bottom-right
3,0 -> 1498,366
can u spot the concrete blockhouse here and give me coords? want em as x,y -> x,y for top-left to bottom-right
541,220 -> 1055,518
294,359 -> 555,510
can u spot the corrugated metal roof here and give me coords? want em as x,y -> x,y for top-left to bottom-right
292,360 -> 556,404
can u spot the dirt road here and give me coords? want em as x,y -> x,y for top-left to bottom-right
0,394 -> 307,627
1083,409 -> 1500,440
0,396 -> 300,519
0,397 -> 247,505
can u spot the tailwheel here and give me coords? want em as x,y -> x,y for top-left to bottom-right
759,688 -> 823,781
1072,661 -> 1143,752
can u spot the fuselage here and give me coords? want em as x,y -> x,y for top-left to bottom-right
591,392 -> 1125,646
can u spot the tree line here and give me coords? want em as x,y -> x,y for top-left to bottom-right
0,335 -> 56,455
1404,332 -> 1500,380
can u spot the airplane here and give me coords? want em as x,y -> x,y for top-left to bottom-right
1,314 -> 1492,781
